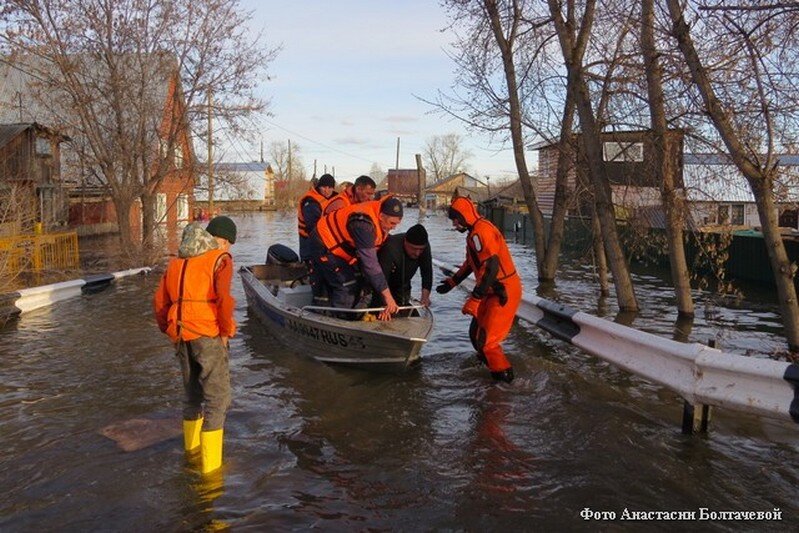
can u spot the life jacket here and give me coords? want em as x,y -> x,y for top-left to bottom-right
450,196 -> 517,284
297,187 -> 330,238
323,186 -> 354,214
162,248 -> 230,342
315,199 -> 387,265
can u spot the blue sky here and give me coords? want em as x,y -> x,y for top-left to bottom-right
233,0 -> 519,181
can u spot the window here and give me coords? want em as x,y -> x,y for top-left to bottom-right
718,205 -> 730,224
175,143 -> 184,168
177,194 -> 189,221
36,137 -> 52,156
731,204 -> 744,225
603,141 -> 643,162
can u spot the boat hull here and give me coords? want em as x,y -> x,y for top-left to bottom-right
240,266 -> 432,370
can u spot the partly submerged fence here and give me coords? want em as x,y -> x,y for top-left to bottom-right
433,258 -> 799,432
0,231 -> 80,277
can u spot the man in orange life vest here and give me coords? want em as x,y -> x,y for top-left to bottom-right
153,216 -> 237,474
297,173 -> 336,262
436,197 -> 522,383
323,174 -> 376,214
311,197 -> 404,320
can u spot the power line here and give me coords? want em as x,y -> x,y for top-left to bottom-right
260,117 -> 379,166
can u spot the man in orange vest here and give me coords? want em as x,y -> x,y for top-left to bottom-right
436,197 -> 522,383
312,197 -> 403,320
323,174 -> 376,214
153,216 -> 237,474
297,173 -> 336,262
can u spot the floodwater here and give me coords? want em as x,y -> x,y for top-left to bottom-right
1,210 -> 797,531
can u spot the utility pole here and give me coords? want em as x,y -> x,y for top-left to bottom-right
313,159 -> 317,178
207,90 -> 214,215
260,139 -> 264,163
395,137 -> 400,169
415,153 -> 426,220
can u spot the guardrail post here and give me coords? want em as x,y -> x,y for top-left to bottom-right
682,339 -> 715,435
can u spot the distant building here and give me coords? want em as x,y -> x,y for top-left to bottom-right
683,153 -> 799,230
532,129 -> 685,218
484,179 -> 528,212
0,122 -> 69,235
386,168 -> 423,203
194,161 -> 276,213
425,172 -> 488,209
0,54 -> 195,246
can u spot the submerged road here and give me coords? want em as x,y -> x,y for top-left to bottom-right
0,210 -> 796,530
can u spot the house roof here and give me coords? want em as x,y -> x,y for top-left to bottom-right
487,179 -> 526,201
0,122 -> 68,149
0,123 -> 30,149
214,161 -> 271,173
684,153 -> 799,166
0,54 -> 176,138
427,172 -> 486,193
684,156 -> 799,203
195,160 -> 272,201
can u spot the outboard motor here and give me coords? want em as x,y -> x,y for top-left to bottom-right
266,243 -> 300,266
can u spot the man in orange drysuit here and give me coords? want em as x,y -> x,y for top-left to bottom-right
436,196 -> 522,383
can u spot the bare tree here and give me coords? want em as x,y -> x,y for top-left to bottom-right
1,0 -> 277,257
422,133 -> 472,183
435,0 -> 576,284
641,0 -> 694,317
269,140 -> 307,208
665,0 -> 799,351
547,0 -> 639,311
368,162 -> 386,186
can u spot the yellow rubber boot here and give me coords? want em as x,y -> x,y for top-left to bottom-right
200,429 -> 224,474
183,418 -> 203,452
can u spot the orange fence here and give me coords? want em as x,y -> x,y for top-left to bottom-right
0,231 -> 80,276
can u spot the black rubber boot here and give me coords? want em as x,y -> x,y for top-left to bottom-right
490,368 -> 514,383
475,352 -> 488,366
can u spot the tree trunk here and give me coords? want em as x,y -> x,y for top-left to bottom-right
591,208 -> 609,297
140,191 -> 156,254
666,0 -> 799,351
573,79 -> 638,311
540,89 -> 577,281
548,0 -> 638,311
113,195 -> 135,263
642,0 -> 694,317
484,0 -> 548,279
751,175 -> 799,351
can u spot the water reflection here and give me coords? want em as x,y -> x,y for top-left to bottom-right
1,210 -> 798,530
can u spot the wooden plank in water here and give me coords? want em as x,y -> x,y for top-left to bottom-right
99,415 -> 181,452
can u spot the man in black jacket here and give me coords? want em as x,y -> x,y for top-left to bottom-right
371,224 -> 432,310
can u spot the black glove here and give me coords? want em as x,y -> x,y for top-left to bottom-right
494,284 -> 508,306
436,277 -> 456,294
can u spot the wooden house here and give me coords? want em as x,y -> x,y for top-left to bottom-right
532,129 -> 685,218
387,168 -> 423,203
0,122 -> 68,235
683,153 -> 799,231
425,172 -> 488,209
0,55 -> 195,247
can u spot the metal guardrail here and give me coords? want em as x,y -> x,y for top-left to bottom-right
5,267 -> 151,317
433,258 -> 799,428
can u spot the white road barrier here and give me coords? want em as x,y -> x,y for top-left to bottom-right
433,258 -> 798,426
5,267 -> 151,317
